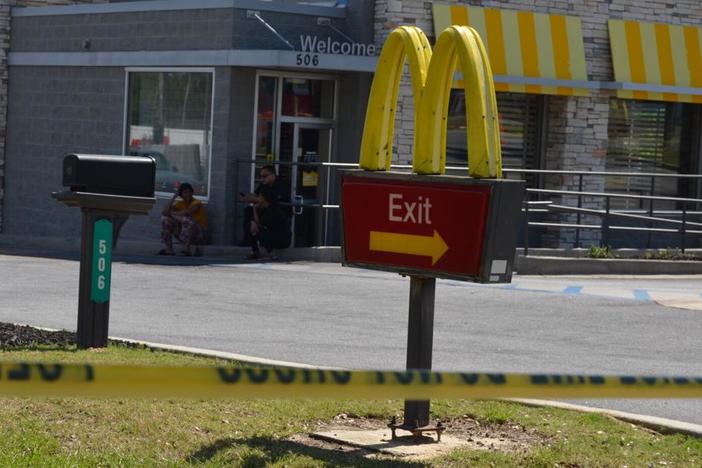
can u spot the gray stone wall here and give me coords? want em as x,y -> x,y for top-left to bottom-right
11,8 -> 235,52
226,67 -> 257,245
0,2 -> 10,234
373,0 -> 702,247
4,65 -> 123,237
0,0 -> 105,234
16,1 -> 104,5
10,7 -> 363,53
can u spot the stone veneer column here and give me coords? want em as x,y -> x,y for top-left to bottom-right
540,1 -> 612,248
0,0 -> 105,233
373,0 -> 433,166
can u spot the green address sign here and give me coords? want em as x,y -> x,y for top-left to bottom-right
91,219 -> 113,303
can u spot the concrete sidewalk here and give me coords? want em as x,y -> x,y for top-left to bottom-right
0,233 -> 341,262
2,234 -> 702,275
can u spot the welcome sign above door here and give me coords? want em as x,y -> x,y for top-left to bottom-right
299,35 -> 377,56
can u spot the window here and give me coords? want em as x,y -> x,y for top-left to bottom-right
255,76 -> 277,164
281,78 -> 335,118
253,74 -> 336,187
446,90 -> 542,180
606,98 -> 697,209
126,70 -> 213,197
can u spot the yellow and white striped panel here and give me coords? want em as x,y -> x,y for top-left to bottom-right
609,19 -> 702,103
432,3 -> 588,96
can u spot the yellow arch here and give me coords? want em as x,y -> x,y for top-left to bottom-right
359,26 -> 432,171
414,26 -> 502,177
359,25 -> 502,178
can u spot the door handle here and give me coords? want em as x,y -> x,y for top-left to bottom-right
294,195 -> 303,215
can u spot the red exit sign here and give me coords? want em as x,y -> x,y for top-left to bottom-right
340,171 -> 525,283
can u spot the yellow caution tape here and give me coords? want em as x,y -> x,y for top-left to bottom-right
1,362 -> 702,399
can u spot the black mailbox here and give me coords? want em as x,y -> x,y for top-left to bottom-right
53,153 -> 157,350
63,154 -> 156,197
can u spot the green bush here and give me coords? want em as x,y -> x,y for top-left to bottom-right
588,245 -> 616,258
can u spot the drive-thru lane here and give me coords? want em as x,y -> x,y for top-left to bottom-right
0,253 -> 700,425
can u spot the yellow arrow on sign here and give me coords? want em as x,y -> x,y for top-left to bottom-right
369,230 -> 449,266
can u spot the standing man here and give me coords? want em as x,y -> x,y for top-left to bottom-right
159,183 -> 208,256
238,165 -> 287,246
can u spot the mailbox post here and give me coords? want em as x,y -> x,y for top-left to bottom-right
53,154 -> 156,349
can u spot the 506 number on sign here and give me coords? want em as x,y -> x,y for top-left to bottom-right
296,53 -> 319,67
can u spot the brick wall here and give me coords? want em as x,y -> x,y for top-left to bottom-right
0,0 -> 105,233
373,0 -> 702,247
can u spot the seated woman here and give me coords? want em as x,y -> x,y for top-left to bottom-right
159,183 -> 208,256
247,186 -> 291,260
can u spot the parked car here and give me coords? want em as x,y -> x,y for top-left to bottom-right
129,148 -> 206,195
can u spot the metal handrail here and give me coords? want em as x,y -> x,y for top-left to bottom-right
502,167 -> 702,178
528,187 -> 702,204
235,159 -> 702,251
546,204 -> 702,228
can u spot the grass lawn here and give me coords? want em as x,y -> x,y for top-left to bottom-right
0,344 -> 701,467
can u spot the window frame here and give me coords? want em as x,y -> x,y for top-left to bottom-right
123,67 -> 216,200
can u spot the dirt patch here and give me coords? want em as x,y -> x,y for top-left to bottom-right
442,415 -> 545,453
291,412 -> 548,461
0,322 -> 75,349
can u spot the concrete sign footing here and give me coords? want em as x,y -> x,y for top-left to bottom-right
310,428 -> 469,460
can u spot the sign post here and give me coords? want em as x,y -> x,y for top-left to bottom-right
77,212 -> 120,349
340,25 -> 526,441
403,276 -> 435,430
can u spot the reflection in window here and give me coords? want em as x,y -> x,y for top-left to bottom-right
282,78 -> 334,118
126,71 -> 213,197
256,76 -> 277,164
446,90 -> 541,182
606,99 -> 695,209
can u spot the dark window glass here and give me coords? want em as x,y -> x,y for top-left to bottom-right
255,76 -> 277,164
281,78 -> 334,118
606,99 -> 696,209
446,90 -> 541,181
126,71 -> 213,196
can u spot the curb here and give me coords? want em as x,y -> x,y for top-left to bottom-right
108,335 -> 334,370
0,233 -> 341,263
508,399 -> 702,438
515,255 -> 702,275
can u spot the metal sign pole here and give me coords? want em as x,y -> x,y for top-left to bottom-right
403,275 -> 436,428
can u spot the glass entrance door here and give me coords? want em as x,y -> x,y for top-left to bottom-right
252,73 -> 337,247
279,123 -> 332,247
